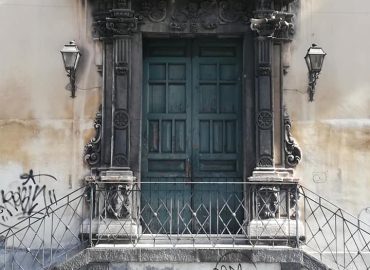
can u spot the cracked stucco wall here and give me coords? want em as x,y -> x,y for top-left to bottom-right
285,0 -> 370,221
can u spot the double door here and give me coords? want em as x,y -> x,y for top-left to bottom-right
141,39 -> 244,235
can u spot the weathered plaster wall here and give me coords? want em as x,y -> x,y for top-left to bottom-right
285,0 -> 370,221
0,0 -> 100,228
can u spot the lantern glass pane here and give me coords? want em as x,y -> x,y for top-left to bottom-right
309,54 -> 324,72
62,52 -> 78,70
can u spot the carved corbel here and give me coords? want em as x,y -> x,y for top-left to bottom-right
84,106 -> 102,167
106,9 -> 138,35
250,11 -> 294,39
284,108 -> 302,168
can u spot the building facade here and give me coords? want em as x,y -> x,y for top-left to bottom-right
0,0 -> 369,269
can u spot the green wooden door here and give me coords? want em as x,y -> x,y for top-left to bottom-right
142,39 -> 243,235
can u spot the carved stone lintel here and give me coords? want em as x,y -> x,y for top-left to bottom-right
134,0 -> 252,33
284,108 -> 302,168
84,106 -> 102,167
250,10 -> 294,39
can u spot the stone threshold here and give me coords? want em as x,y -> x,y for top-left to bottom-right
53,247 -> 329,270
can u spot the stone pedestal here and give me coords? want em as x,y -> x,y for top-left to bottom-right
82,169 -> 140,241
247,167 -> 303,245
248,219 -> 304,238
248,167 -> 299,182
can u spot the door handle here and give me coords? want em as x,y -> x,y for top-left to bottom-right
185,158 -> 191,178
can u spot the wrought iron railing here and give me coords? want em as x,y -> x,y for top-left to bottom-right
299,186 -> 370,270
1,181 -> 370,270
0,186 -> 88,270
88,181 -> 299,247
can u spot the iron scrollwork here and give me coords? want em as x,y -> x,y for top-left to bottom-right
284,108 -> 302,168
84,106 -> 102,167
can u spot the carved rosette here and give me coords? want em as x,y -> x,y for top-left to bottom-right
250,11 -> 294,39
136,0 -> 168,23
84,106 -> 102,167
114,109 -> 129,130
257,110 -> 273,129
284,108 -> 302,168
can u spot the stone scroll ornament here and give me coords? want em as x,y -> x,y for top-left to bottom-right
284,109 -> 302,168
84,106 -> 102,167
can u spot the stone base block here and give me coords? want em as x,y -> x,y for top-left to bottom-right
248,218 -> 304,238
248,167 -> 299,182
97,218 -> 140,237
80,218 -> 141,238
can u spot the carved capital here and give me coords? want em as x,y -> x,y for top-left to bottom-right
93,9 -> 138,38
84,106 -> 102,167
115,62 -> 129,75
250,11 -> 294,39
284,108 -> 302,168
257,65 -> 271,76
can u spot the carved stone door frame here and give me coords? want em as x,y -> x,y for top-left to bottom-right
85,0 -> 300,177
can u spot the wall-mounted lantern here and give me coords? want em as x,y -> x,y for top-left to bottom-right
60,41 -> 81,98
304,44 -> 327,101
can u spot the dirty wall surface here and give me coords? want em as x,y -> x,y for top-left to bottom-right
285,0 -> 370,221
0,0 -> 100,229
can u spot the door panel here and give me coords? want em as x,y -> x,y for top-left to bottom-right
192,40 -> 242,178
142,39 -> 243,235
142,42 -> 192,178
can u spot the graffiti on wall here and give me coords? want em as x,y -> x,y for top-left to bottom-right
0,169 -> 58,227
213,251 -> 257,270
